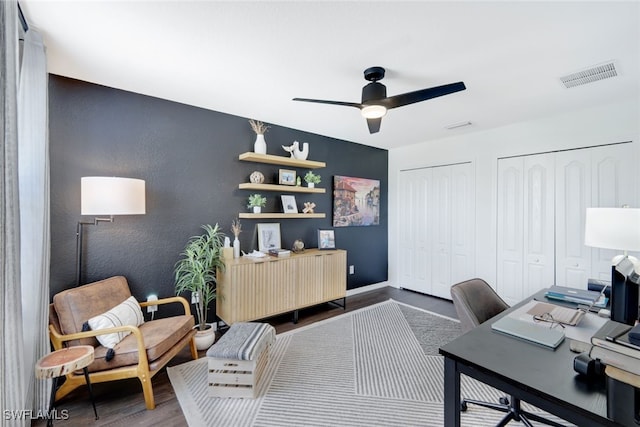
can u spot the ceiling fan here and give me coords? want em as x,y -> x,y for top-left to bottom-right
293,66 -> 466,134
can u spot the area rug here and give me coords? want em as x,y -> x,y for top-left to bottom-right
168,299 -> 569,426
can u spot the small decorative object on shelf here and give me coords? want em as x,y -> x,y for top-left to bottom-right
292,239 -> 305,253
247,194 -> 267,213
282,141 -> 310,160
249,119 -> 269,154
231,219 -> 242,258
249,171 -> 265,184
296,176 -> 301,186
304,171 -> 321,188
303,202 -> 316,214
269,248 -> 291,257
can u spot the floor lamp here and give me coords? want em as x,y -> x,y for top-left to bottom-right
76,177 -> 146,286
584,207 -> 640,325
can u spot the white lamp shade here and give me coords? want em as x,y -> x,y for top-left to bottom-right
584,207 -> 640,252
81,177 -> 146,215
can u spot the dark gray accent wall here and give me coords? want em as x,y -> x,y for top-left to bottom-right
49,75 -> 388,315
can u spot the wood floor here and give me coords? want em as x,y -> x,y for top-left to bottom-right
32,286 -> 457,427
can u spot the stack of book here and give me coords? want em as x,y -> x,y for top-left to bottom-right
268,248 -> 291,257
590,321 -> 640,376
544,285 -> 608,307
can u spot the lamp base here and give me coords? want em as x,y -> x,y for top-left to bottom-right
611,260 -> 640,325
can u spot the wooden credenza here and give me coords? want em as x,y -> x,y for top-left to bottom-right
216,249 -> 347,325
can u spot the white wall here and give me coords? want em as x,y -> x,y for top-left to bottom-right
388,99 -> 640,295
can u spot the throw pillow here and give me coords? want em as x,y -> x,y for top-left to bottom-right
87,296 -> 145,349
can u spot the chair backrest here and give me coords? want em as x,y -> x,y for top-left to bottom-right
52,276 -> 132,346
450,278 -> 510,334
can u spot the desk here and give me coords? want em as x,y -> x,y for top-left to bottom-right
439,290 -> 623,427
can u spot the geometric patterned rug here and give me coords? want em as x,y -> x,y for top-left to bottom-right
167,299 -> 569,426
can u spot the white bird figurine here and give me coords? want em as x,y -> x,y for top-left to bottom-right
293,141 -> 309,160
282,141 -> 298,158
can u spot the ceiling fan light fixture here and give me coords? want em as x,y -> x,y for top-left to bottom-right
361,104 -> 387,119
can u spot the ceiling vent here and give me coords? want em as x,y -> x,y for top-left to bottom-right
560,61 -> 618,88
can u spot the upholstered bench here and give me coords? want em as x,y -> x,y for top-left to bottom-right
206,322 -> 275,398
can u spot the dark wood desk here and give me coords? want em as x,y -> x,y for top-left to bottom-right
439,291 -> 624,427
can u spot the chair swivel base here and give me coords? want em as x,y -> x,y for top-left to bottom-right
461,396 -> 567,427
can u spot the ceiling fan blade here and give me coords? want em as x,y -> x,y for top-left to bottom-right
367,117 -> 382,134
292,98 -> 362,108
381,82 -> 466,109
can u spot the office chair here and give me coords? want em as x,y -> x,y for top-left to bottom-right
450,278 -> 566,427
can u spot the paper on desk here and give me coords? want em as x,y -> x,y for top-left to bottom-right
508,300 -> 607,344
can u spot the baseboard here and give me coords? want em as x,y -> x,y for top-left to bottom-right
346,281 -> 391,297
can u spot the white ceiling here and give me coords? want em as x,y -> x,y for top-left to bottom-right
20,1 -> 640,150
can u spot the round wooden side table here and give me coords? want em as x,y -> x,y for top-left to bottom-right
35,345 -> 98,426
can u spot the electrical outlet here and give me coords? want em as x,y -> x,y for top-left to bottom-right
147,294 -> 158,313
349,265 -> 354,275
191,291 -> 199,304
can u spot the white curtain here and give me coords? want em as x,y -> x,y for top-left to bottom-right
18,28 -> 50,414
1,1 -> 27,425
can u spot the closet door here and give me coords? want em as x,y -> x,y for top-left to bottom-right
431,166 -> 453,298
497,153 -> 554,304
555,149 -> 591,288
589,144 -> 637,279
398,168 -> 432,294
555,143 -> 637,287
449,163 -> 475,288
497,157 -> 525,304
523,154 -> 555,296
398,163 -> 474,299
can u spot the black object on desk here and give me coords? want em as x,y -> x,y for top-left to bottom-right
440,289 -> 627,427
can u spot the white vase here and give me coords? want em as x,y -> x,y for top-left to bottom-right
253,206 -> 261,214
308,182 -> 315,188
233,238 -> 240,258
254,134 -> 267,154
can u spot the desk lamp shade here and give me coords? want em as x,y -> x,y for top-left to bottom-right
585,207 -> 640,325
81,177 -> 146,215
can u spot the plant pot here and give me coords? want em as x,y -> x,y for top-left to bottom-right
307,182 -> 315,188
253,206 -> 262,214
193,324 -> 216,350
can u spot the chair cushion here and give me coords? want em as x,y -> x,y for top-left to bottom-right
53,276 -> 132,347
87,296 -> 145,348
89,315 -> 195,372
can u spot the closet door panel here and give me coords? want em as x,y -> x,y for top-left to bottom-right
497,158 -> 524,304
590,143 -> 638,279
524,154 -> 555,296
398,169 -> 432,294
432,166 -> 452,298
450,163 -> 474,286
555,150 -> 591,288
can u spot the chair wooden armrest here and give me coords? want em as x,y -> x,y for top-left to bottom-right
139,296 -> 192,315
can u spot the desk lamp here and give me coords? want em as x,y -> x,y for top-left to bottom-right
77,177 -> 146,286
585,207 -> 640,325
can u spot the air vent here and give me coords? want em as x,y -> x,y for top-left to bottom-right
560,61 -> 618,88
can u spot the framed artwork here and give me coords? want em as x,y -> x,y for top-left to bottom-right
257,223 -> 281,252
281,195 -> 298,214
318,229 -> 335,250
333,175 -> 380,227
279,169 -> 296,186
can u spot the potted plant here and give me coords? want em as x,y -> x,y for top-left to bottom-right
248,193 -> 267,213
304,171 -> 322,188
174,223 -> 226,350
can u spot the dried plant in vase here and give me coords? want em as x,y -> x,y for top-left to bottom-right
249,120 -> 270,154
249,119 -> 269,135
231,219 -> 242,258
